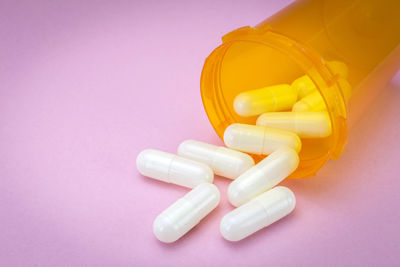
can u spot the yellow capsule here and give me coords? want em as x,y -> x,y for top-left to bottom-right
293,77 -> 352,112
338,78 -> 352,101
292,91 -> 326,112
292,61 -> 348,99
291,75 -> 316,99
256,111 -> 332,138
224,123 -> 301,155
327,60 -> 349,78
233,84 -> 298,117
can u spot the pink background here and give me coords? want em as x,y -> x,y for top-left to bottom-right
1,0 -> 400,266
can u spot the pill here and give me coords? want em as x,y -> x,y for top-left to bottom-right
227,148 -> 299,207
338,78 -> 352,101
233,84 -> 298,117
291,75 -> 317,99
256,111 -> 332,138
137,149 -> 213,188
223,123 -> 301,155
220,186 -> 295,242
327,60 -> 349,78
292,61 -> 348,99
293,79 -> 351,112
292,90 -> 326,112
178,140 -> 255,179
153,183 -> 220,243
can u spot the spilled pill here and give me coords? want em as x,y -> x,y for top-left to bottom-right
227,147 -> 299,207
178,140 -> 254,179
256,111 -> 332,138
137,149 -> 213,188
153,183 -> 220,243
224,123 -> 301,155
220,186 -> 296,242
233,84 -> 298,117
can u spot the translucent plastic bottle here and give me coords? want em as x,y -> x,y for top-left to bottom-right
200,0 -> 400,178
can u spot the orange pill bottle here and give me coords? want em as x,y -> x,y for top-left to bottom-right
200,0 -> 400,178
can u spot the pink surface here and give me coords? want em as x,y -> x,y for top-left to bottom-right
1,0 -> 400,266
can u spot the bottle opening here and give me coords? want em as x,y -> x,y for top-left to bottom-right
201,30 -> 348,178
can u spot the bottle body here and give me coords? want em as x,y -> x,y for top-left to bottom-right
200,0 -> 400,178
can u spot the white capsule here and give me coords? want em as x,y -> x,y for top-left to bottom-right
220,186 -> 296,242
256,111 -> 332,138
153,183 -> 220,243
223,123 -> 301,155
227,148 -> 299,207
177,140 -> 255,179
137,149 -> 213,188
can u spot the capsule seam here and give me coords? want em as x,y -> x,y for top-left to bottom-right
294,112 -> 300,133
166,155 -> 176,183
182,197 -> 203,225
211,147 -> 223,171
261,127 -> 267,155
254,197 -> 270,221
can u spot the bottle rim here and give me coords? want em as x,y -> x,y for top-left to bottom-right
200,27 -> 348,178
